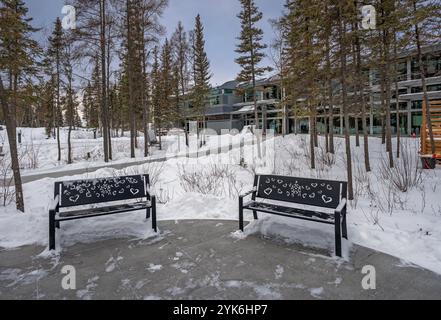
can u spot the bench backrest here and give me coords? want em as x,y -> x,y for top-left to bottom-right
54,175 -> 149,208
255,175 -> 347,209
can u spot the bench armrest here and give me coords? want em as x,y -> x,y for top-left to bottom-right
240,187 -> 257,198
49,195 -> 60,213
335,198 -> 347,214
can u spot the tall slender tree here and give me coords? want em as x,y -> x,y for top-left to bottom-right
337,0 -> 354,200
47,18 -> 64,162
171,21 -> 190,145
235,0 -> 271,156
0,0 -> 41,212
192,14 -> 211,146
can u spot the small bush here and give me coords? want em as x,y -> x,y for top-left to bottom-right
379,140 -> 422,193
178,163 -> 242,199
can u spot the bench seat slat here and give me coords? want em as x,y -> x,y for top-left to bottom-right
244,202 -> 335,224
57,202 -> 150,221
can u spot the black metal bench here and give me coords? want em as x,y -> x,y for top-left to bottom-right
239,175 -> 348,257
49,174 -> 157,250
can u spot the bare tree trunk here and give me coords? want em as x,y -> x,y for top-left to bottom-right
67,73 -> 73,165
100,0 -> 110,163
338,8 -> 354,200
56,55 -> 61,162
325,36 -> 335,154
383,35 -> 394,168
355,117 -> 360,147
0,77 -> 24,212
394,33 -> 401,158
106,23 -> 112,161
67,125 -> 72,164
314,113 -> 318,148
127,0 -> 136,158
309,102 -> 316,169
252,79 -> 262,158
354,16 -> 371,172
324,106 -> 329,153
380,72 -> 386,145
142,50 -> 149,158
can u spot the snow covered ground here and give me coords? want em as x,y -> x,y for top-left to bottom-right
1,128 -> 441,276
0,127 -> 256,174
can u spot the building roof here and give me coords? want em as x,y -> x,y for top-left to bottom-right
217,80 -> 239,90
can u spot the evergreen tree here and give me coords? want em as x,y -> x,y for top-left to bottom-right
47,17 -> 64,161
235,0 -> 271,137
192,14 -> 211,146
171,21 -> 190,144
0,0 -> 41,212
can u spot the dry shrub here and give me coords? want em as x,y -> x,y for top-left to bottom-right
178,163 -> 243,199
379,140 -> 422,193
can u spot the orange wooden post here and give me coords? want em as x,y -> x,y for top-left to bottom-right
421,100 -> 427,156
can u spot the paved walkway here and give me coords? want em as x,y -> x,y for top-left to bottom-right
4,139 -> 257,185
1,220 -> 440,300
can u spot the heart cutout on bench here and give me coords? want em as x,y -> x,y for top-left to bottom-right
130,188 -> 140,196
322,195 -> 333,204
69,195 -> 80,203
264,188 -> 273,196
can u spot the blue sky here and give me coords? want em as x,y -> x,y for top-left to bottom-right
24,0 -> 285,85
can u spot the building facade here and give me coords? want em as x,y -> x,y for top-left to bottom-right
184,44 -> 441,136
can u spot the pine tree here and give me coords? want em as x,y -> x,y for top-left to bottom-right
235,0 -> 271,141
0,0 -> 41,212
47,18 -> 64,162
137,0 -> 168,157
192,14 -> 211,146
42,76 -> 56,138
63,34 -> 77,165
171,21 -> 191,145
71,0 -> 116,162
281,0 -> 323,169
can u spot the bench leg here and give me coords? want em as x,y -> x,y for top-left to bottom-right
151,196 -> 157,233
335,212 -> 342,257
56,221 -> 60,229
239,197 -> 244,232
342,210 -> 348,240
253,210 -> 258,220
49,211 -> 56,251
146,207 -> 151,220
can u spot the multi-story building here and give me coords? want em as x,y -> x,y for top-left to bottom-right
184,44 -> 441,136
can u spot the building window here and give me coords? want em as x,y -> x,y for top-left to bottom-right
411,101 -> 422,110
426,53 -> 441,78
411,53 -> 441,79
397,61 -> 407,81
411,112 -> 423,135
210,96 -> 220,106
371,69 -> 381,85
391,102 -> 408,110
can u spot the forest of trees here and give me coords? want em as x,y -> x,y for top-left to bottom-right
0,0 -> 440,211
272,0 -> 440,200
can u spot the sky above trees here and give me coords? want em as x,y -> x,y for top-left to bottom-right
24,0 -> 284,86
